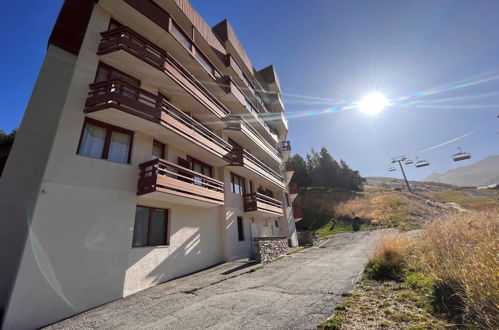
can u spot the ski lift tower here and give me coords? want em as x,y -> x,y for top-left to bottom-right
391,156 -> 413,193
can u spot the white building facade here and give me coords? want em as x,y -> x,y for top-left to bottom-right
0,0 -> 298,329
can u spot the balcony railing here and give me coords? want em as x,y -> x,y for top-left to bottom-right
138,158 -> 224,205
85,79 -> 232,158
289,183 -> 299,195
97,26 -> 230,118
225,115 -> 279,158
279,141 -> 291,152
85,79 -> 160,119
243,192 -> 283,216
293,207 -> 304,219
229,147 -> 283,184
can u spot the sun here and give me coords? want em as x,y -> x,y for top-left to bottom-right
358,92 -> 388,115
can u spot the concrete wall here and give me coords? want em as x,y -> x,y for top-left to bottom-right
220,168 -> 253,260
123,204 -> 223,296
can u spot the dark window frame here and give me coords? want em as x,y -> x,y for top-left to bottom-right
187,155 -> 213,178
77,118 -> 134,164
169,20 -> 221,79
237,216 -> 244,241
94,62 -> 140,86
153,140 -> 166,159
132,206 -> 170,247
230,172 -> 246,195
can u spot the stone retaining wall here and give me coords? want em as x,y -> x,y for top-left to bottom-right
297,231 -> 320,246
253,236 -> 289,263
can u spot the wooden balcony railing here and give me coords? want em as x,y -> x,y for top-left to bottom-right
97,26 -> 230,118
85,79 -> 160,119
279,140 -> 291,152
293,207 -> 304,219
243,192 -> 283,216
138,158 -> 224,205
85,79 -> 232,158
225,115 -> 279,158
289,183 -> 299,195
229,147 -> 284,184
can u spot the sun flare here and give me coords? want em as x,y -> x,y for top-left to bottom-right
358,92 -> 388,115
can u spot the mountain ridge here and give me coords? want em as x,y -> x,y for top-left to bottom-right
423,155 -> 499,187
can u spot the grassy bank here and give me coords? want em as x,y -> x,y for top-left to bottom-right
429,189 -> 499,211
319,210 -> 499,329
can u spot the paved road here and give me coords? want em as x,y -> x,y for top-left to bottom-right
46,231 -> 385,330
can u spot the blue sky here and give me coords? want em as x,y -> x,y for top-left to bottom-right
1,1 -> 498,180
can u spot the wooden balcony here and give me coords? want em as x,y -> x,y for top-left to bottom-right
289,183 -> 299,195
293,207 -> 304,221
220,79 -> 279,147
97,26 -> 230,121
243,193 -> 284,217
224,115 -> 281,165
138,158 -> 224,207
84,79 -> 232,166
228,147 -> 285,190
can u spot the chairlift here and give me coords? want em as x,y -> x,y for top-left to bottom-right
415,157 -> 430,168
388,166 -> 396,172
452,146 -> 471,162
404,159 -> 414,165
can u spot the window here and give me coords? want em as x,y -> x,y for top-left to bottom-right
77,118 -> 133,164
195,49 -> 215,76
94,63 -> 140,89
285,193 -> 291,207
152,140 -> 165,159
230,172 -> 246,195
237,217 -> 244,241
171,22 -> 192,50
187,156 -> 212,177
275,220 -> 279,228
187,156 -> 212,187
132,206 -> 169,247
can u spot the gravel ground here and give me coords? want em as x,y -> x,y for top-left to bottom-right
45,230 -> 385,330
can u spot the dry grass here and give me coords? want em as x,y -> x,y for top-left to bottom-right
365,232 -> 413,280
419,210 -> 499,328
429,190 -> 499,211
334,191 -> 447,230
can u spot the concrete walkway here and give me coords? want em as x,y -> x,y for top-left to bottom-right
45,230 -> 384,330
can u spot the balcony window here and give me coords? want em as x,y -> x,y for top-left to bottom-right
187,156 -> 212,186
152,140 -> 166,159
230,172 -> 246,195
171,22 -> 192,51
132,206 -> 169,247
77,118 -> 133,164
94,62 -> 139,88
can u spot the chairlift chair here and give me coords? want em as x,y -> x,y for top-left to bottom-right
404,159 -> 414,165
415,157 -> 430,168
452,147 -> 471,162
388,166 -> 396,172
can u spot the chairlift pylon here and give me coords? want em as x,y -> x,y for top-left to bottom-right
452,146 -> 471,162
415,156 -> 430,168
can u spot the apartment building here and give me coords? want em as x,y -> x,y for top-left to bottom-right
0,0 -> 298,328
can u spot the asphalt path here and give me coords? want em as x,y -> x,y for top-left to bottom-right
46,230 -> 385,330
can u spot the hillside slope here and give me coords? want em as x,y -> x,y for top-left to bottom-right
424,155 -> 499,187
